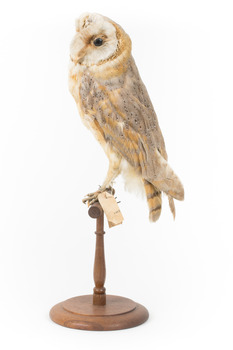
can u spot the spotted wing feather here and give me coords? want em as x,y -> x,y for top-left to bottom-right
80,56 -> 184,200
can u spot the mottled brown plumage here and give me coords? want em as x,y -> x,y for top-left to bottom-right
69,13 -> 184,222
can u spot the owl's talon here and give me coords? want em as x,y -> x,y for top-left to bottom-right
89,198 -> 98,205
82,197 -> 89,204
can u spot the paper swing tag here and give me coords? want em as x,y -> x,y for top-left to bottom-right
98,192 -> 124,228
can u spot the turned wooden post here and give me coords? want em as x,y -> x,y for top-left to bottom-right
49,198 -> 149,330
88,202 -> 106,306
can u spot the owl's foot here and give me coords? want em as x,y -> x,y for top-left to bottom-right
82,186 -> 115,206
82,190 -> 101,206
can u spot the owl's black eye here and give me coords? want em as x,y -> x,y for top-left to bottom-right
93,38 -> 103,47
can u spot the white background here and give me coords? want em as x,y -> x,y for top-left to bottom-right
0,0 -> 233,349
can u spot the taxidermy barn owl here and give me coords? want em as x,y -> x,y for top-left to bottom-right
69,13 -> 184,222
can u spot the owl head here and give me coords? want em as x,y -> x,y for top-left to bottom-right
70,13 -> 131,69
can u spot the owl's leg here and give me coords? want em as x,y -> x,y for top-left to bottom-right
82,153 -> 122,205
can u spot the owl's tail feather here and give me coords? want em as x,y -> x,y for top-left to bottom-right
143,150 -> 184,221
150,150 -> 184,202
168,195 -> 176,219
143,180 -> 162,222
151,173 -> 184,202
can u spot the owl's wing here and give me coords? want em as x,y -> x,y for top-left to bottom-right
121,56 -> 168,161
80,58 -> 183,199
80,61 -> 166,177
91,57 -> 167,176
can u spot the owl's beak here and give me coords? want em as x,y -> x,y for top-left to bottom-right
70,46 -> 87,65
70,55 -> 82,65
70,55 -> 83,65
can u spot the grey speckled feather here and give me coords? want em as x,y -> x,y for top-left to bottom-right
79,56 -> 182,188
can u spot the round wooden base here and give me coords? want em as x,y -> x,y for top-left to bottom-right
50,294 -> 149,331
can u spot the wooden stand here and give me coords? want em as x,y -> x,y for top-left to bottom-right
50,202 -> 149,331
